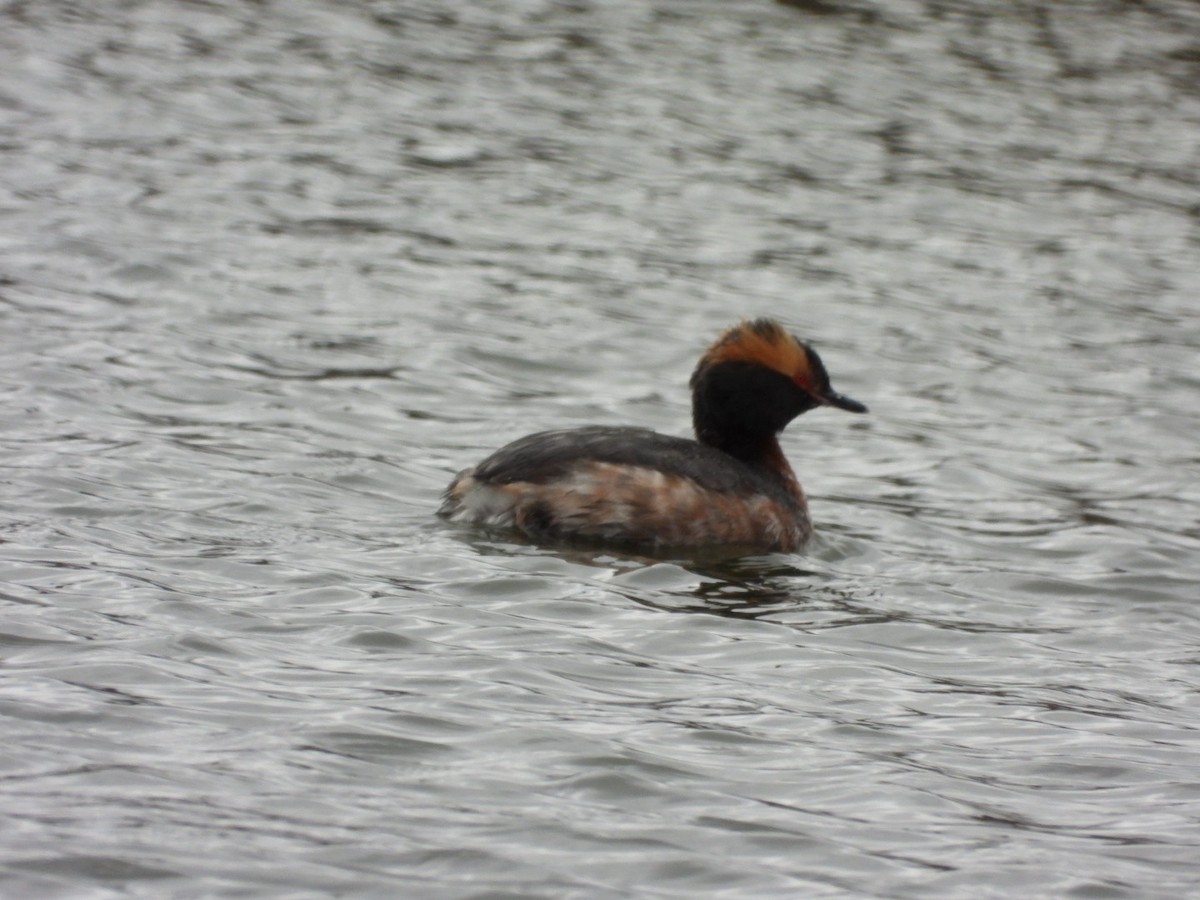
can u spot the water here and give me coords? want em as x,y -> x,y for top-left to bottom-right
3,1 -> 1199,897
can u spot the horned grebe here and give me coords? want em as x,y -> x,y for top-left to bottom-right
439,319 -> 867,553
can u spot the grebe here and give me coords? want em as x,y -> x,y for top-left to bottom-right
439,319 -> 867,552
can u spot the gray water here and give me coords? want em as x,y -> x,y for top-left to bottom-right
3,1 -> 1199,897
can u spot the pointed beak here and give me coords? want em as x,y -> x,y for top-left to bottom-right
820,389 -> 868,413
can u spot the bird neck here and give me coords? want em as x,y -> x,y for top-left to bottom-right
693,426 -> 805,506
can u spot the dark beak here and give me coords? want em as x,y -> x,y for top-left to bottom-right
821,389 -> 868,414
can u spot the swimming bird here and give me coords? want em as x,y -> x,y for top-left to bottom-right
439,318 -> 866,552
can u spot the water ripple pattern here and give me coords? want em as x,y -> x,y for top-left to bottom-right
2,1 -> 1199,897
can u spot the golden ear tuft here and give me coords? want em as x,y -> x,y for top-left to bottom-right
699,319 -> 812,383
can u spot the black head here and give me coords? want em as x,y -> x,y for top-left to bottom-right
689,319 -> 866,459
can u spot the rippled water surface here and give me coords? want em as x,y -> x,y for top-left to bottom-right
3,1 -> 1200,897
